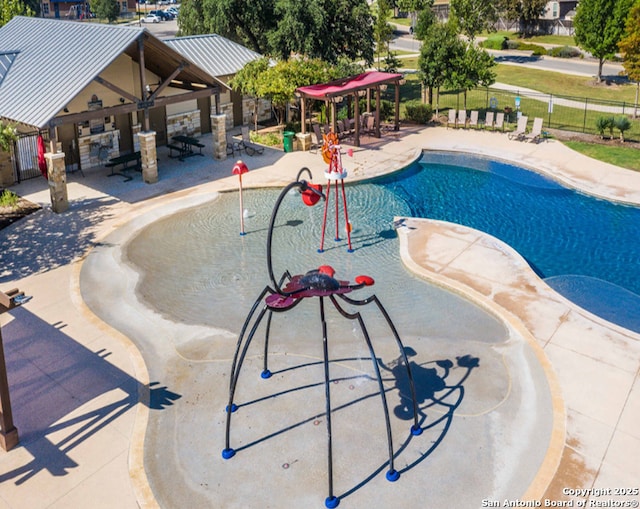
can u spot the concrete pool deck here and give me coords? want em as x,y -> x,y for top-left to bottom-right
1,126 -> 639,508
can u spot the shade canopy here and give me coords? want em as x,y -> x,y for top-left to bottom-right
296,71 -> 402,100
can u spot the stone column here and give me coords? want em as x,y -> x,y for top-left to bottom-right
138,131 -> 157,184
0,151 -> 14,187
46,152 -> 68,213
296,133 -> 311,151
210,113 -> 227,161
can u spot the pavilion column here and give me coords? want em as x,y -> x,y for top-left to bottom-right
211,113 -> 227,160
395,83 -> 400,130
138,131 -> 158,184
354,92 -> 361,147
375,87 -> 381,138
300,98 -> 307,134
46,152 -> 68,213
331,101 -> 337,134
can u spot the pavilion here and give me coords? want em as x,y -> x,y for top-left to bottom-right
296,71 -> 404,147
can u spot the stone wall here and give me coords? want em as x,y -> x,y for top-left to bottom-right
167,109 -> 201,138
78,131 -> 120,170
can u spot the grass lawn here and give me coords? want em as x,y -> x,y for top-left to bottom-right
494,65 -> 639,104
563,141 -> 640,172
480,30 -> 576,46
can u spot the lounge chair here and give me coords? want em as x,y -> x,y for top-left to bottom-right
457,109 -> 467,128
494,112 -> 505,132
484,111 -> 494,130
468,110 -> 479,129
241,126 -> 264,155
365,115 -> 375,135
447,109 -> 456,128
524,117 -> 544,143
508,115 -> 529,140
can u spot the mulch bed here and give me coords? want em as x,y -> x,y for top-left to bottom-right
0,197 -> 41,231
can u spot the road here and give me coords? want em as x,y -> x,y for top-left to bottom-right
390,32 -> 626,80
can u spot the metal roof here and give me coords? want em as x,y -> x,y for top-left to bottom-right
0,17 -> 226,129
164,34 -> 262,78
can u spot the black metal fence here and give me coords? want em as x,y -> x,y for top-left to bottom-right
11,130 -> 49,182
437,87 -> 640,138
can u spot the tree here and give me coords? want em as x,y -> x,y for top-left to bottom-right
618,1 -> 640,116
396,0 -> 431,32
0,121 -> 17,153
418,21 -> 465,108
373,0 -> 395,70
574,0 -> 634,82
269,0 -> 374,64
497,0 -> 547,37
178,0 -> 374,64
90,0 -> 120,23
450,0 -> 498,41
230,58 -> 270,130
1,0 -> 34,27
448,43 -> 496,110
413,4 -> 436,40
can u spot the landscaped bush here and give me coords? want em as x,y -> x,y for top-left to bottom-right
404,101 -> 433,124
549,45 -> 581,58
481,35 -> 509,50
380,99 -> 394,121
614,116 -> 632,141
515,42 -> 547,56
595,116 -> 615,139
0,189 -> 19,208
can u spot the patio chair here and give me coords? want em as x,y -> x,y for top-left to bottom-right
311,123 -> 323,153
241,126 -> 264,155
447,109 -> 456,128
457,109 -> 467,128
365,115 -> 375,136
508,115 -> 529,141
483,111 -> 494,130
524,117 -> 544,143
227,133 -> 244,156
468,110 -> 479,129
494,112 -> 505,132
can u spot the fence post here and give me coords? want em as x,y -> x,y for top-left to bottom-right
583,98 -> 588,133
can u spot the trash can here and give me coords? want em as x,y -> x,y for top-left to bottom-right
283,131 -> 295,153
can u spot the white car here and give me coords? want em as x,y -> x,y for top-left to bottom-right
141,13 -> 161,23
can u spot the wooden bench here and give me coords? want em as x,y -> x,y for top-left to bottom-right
105,151 -> 141,181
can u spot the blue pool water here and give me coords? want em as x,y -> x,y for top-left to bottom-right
372,151 -> 640,332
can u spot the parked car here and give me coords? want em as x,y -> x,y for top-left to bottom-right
149,9 -> 171,20
141,13 -> 161,23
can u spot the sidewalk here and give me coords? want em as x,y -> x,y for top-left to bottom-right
1,126 -> 639,508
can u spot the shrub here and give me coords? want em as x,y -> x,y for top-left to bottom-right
515,42 -> 547,56
549,45 -> 581,58
404,101 -> 433,124
481,35 -> 508,50
595,116 -> 615,139
614,116 -> 632,141
0,189 -> 19,208
380,99 -> 394,121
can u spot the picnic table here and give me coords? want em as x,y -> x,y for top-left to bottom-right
105,151 -> 141,182
167,135 -> 205,161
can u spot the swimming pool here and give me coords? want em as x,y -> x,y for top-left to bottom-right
373,151 -> 640,332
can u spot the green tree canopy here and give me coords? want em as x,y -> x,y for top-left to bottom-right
396,0 -> 431,31
418,21 -> 465,105
574,0 -> 634,82
450,0 -> 498,41
618,0 -> 640,82
448,43 -> 496,109
1,0 -> 34,27
90,0 -> 120,23
497,0 -> 547,37
178,0 -> 373,64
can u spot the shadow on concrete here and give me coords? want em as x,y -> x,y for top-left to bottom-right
0,197 -> 118,284
0,307 -> 180,485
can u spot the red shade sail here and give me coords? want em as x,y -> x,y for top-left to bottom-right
296,71 -> 402,99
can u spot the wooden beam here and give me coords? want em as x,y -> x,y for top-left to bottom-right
93,76 -> 140,103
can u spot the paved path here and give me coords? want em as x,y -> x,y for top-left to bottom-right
0,127 -> 639,508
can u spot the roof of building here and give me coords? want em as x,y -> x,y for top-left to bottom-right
0,17 -> 225,129
164,34 -> 262,78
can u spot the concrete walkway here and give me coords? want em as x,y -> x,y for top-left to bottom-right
1,126 -> 639,508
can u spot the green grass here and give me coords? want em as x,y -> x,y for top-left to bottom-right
563,141 -> 640,172
0,189 -> 19,207
392,17 -> 412,27
494,65 -> 638,103
480,30 -> 576,46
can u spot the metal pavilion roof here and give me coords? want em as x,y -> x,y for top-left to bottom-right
164,34 -> 262,78
0,17 -> 226,130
